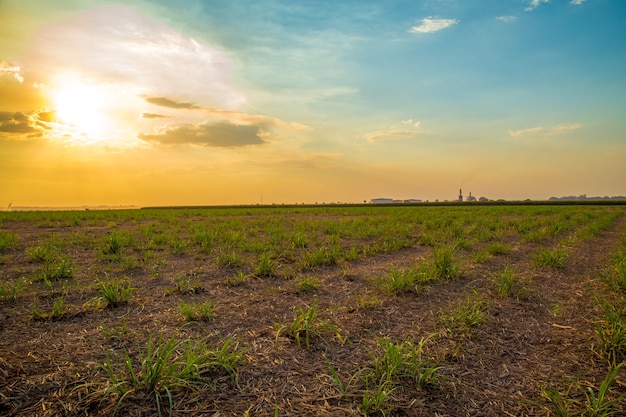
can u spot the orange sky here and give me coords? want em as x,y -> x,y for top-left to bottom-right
1,0 -> 625,207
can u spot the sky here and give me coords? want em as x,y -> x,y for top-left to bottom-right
1,0 -> 625,207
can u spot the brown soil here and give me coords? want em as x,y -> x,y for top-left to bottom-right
1,208 -> 625,416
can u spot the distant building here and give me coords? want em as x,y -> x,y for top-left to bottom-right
370,198 -> 393,204
404,199 -> 422,203
466,192 -> 476,202
458,189 -> 463,202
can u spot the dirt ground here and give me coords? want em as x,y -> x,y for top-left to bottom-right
1,208 -> 625,416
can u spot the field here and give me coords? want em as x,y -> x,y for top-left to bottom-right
1,204 -> 625,416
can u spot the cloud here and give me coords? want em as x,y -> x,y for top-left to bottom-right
525,0 -> 550,12
0,60 -> 24,83
0,110 -> 53,138
141,113 -> 169,119
366,119 -> 422,142
23,5 -> 245,109
365,130 -> 417,143
508,123 -> 582,137
409,18 -> 459,34
549,123 -> 583,135
401,119 -> 421,128
508,126 -> 544,137
570,0 -> 586,4
496,16 -> 517,22
143,96 -> 201,110
137,121 -> 265,147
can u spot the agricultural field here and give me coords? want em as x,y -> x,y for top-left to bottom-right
1,204 -> 625,416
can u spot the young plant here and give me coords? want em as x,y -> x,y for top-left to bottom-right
376,268 -> 416,295
225,271 -> 250,287
368,337 -> 440,389
295,276 -> 320,293
276,299 -> 342,349
595,302 -> 626,366
432,246 -> 460,280
177,300 -> 215,323
533,247 -> 568,269
486,241 -> 510,256
361,376 -> 394,416
0,277 -> 26,301
538,364 -> 626,417
96,276 -> 136,308
169,275 -> 203,294
32,296 -> 69,321
96,334 -> 245,416
39,257 -> 74,281
355,292 -> 381,310
216,250 -> 244,268
491,265 -> 528,299
27,244 -> 54,262
0,230 -> 17,253
255,252 -> 278,277
439,292 -> 489,337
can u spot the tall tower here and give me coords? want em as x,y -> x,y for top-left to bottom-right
458,188 -> 463,202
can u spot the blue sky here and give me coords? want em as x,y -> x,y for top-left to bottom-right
0,0 -> 624,206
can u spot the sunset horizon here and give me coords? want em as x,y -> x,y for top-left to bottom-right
1,0 -> 625,207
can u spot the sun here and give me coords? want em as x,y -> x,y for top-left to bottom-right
49,77 -> 114,142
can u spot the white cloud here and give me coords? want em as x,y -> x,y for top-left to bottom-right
365,130 -> 416,143
366,120 -> 421,142
570,0 -> 586,4
508,126 -> 544,137
508,123 -> 582,137
496,16 -> 517,22
548,123 -> 583,135
0,60 -> 24,83
525,0 -> 550,11
409,18 -> 459,34
401,119 -> 421,128
23,5 -> 245,109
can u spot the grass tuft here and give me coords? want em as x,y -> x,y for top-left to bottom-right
534,247 -> 568,269
276,299 -> 342,349
177,300 -> 216,323
94,334 -> 245,416
96,276 -> 136,308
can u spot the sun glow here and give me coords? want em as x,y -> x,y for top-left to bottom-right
50,77 -> 115,142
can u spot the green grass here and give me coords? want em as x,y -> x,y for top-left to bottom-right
359,336 -> 440,415
32,295 -> 69,321
375,266 -> 432,296
486,241 -> 511,256
169,275 -> 203,294
595,301 -> 626,366
534,247 -> 568,269
538,364 -> 625,417
225,271 -> 250,287
492,265 -> 528,299
295,276 -> 321,293
355,292 -> 381,310
276,299 -> 342,349
298,245 -> 342,270
368,337 -> 440,389
255,252 -> 278,277
96,277 -> 136,308
94,334 -> 245,416
38,257 -> 75,281
0,277 -> 27,301
27,244 -> 56,262
216,250 -> 244,268
177,300 -> 216,323
432,246 -> 460,280
439,292 -> 489,337
0,230 -> 18,253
